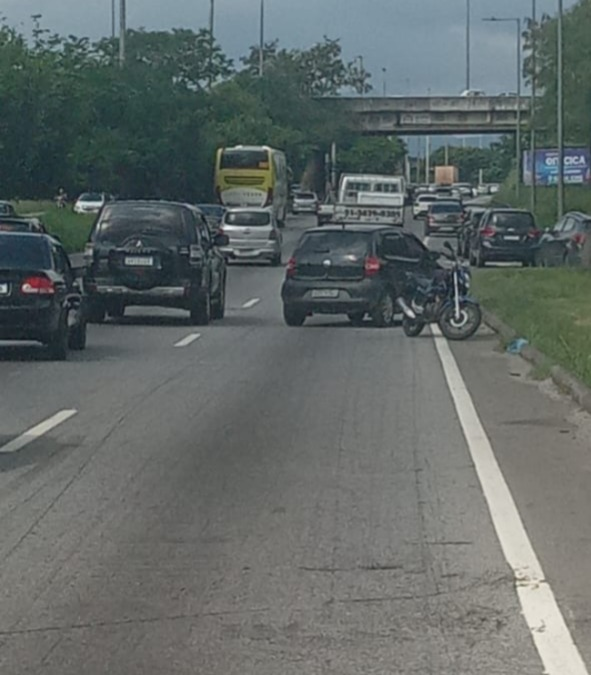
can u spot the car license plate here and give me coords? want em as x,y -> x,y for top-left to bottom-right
124,256 -> 154,266
0,283 -> 8,295
312,289 -> 339,299
504,235 -> 520,241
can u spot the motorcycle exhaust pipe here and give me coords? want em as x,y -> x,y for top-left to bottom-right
396,297 -> 417,320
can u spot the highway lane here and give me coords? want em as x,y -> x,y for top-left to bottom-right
0,214 -> 589,673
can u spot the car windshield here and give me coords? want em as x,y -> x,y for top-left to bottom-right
224,211 -> 271,226
0,235 -> 49,269
491,212 -> 535,231
431,203 -> 462,213
79,193 -> 103,202
94,204 -> 188,246
220,149 -> 269,170
297,231 -> 371,256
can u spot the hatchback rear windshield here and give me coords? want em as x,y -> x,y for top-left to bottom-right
93,204 -> 188,246
491,212 -> 535,231
431,203 -> 463,213
418,196 -> 436,202
224,211 -> 271,226
297,231 -> 371,257
0,236 -> 49,269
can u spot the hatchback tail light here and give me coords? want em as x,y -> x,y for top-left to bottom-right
527,228 -> 542,239
364,256 -> 381,277
286,256 -> 297,277
481,226 -> 497,238
20,275 -> 55,295
572,232 -> 586,247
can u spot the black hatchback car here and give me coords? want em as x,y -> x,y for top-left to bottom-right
84,201 -> 229,325
468,208 -> 540,267
281,225 -> 437,327
0,232 -> 87,359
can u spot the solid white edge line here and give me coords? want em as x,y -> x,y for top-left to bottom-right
0,409 -> 78,455
242,298 -> 261,309
431,324 -> 589,675
174,333 -> 201,348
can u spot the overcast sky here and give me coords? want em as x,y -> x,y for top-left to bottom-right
1,0 -> 578,95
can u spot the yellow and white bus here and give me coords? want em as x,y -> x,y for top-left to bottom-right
215,145 -> 289,226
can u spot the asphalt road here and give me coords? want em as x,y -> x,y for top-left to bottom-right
1,212 -> 591,674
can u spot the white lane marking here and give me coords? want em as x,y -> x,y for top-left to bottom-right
242,298 -> 261,309
0,410 -> 78,455
432,324 -> 589,675
174,333 -> 201,348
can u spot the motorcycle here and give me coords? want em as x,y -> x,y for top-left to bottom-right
397,241 -> 482,341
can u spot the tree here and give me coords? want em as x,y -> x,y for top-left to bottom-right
339,137 -> 406,175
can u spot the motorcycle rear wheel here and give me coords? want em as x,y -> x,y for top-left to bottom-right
402,317 -> 427,337
438,303 -> 481,341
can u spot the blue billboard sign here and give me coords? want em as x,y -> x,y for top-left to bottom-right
523,148 -> 591,186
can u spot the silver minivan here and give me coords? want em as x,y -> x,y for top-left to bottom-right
220,208 -> 282,266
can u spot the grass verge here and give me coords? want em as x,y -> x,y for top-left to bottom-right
473,267 -> 591,388
12,200 -> 94,253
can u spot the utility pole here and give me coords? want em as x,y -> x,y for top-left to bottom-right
259,0 -> 265,78
466,0 -> 471,90
119,0 -> 126,67
530,0 -> 537,214
111,0 -> 116,40
516,18 -> 522,201
425,136 -> 431,184
557,0 -> 565,218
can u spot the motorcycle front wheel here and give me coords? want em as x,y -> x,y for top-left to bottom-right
438,302 -> 482,341
402,317 -> 427,337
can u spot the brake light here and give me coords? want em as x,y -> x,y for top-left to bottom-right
573,232 -> 587,247
527,228 -> 541,239
269,229 -> 278,241
481,226 -> 497,238
286,256 -> 297,277
364,255 -> 381,277
20,275 -> 55,295
264,188 -> 274,207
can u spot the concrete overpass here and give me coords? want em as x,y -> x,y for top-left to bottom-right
329,96 -> 530,136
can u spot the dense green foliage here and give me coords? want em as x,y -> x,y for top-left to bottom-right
0,19 -> 374,201
430,137 -> 515,185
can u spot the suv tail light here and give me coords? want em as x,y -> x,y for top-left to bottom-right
573,232 -> 587,247
286,256 -> 297,277
527,228 -> 541,239
481,226 -> 497,238
364,256 -> 381,277
20,275 -> 55,295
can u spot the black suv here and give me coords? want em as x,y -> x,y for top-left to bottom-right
281,225 -> 437,327
84,201 -> 229,325
0,232 -> 87,359
468,208 -> 540,267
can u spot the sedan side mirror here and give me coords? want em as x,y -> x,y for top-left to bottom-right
213,233 -> 229,247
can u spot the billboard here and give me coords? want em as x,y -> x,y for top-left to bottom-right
523,148 -> 591,186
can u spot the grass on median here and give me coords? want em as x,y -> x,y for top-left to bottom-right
11,200 -> 94,253
473,268 -> 591,388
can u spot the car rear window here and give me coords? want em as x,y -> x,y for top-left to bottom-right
0,235 -> 50,269
491,212 -> 535,231
297,231 -> 371,257
418,196 -> 436,202
431,202 -> 463,213
295,192 -> 316,200
0,219 -> 31,232
93,204 -> 189,246
224,211 -> 271,226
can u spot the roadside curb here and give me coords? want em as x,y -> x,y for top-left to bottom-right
482,308 -> 591,415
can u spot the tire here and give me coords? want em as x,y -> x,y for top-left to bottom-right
402,317 -> 426,337
190,290 -> 211,326
438,303 -> 482,341
371,292 -> 395,328
88,301 -> 106,324
348,311 -> 365,326
107,302 -> 125,319
270,254 -> 282,267
283,305 -> 306,327
68,319 -> 87,350
211,278 -> 226,320
46,312 -> 69,361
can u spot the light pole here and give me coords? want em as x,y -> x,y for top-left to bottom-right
382,67 -> 387,97
530,0 -> 537,214
259,0 -> 265,78
111,0 -> 116,40
466,0 -> 471,90
483,17 -> 522,199
119,0 -> 126,67
208,0 -> 215,89
557,0 -> 565,218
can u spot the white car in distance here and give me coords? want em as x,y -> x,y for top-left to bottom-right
73,192 -> 110,215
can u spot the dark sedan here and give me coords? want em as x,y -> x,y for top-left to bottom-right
457,207 -> 486,258
0,232 -> 87,359
536,211 -> 591,267
469,208 -> 540,267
